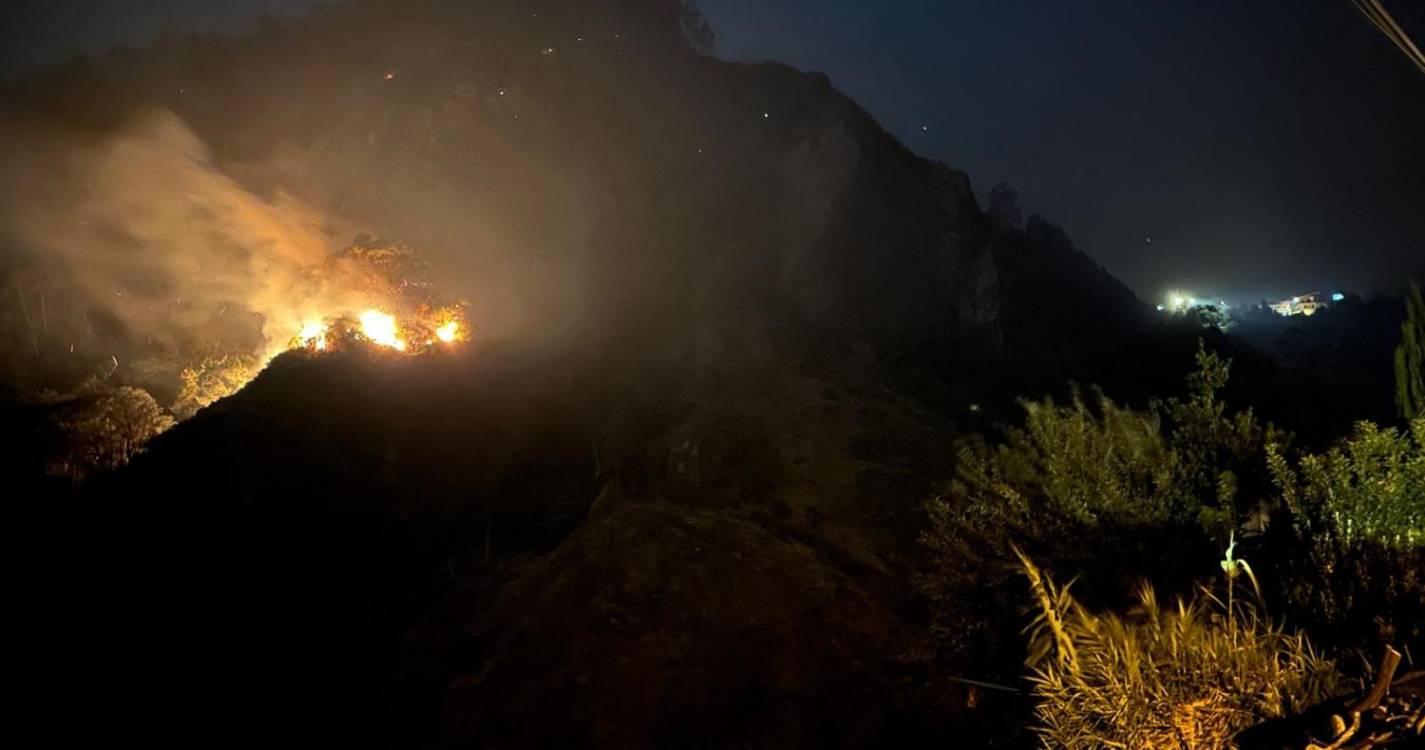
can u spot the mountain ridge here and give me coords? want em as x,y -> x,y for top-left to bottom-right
4,1 -> 1164,745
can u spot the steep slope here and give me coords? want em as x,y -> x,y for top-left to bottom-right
62,341 -> 985,746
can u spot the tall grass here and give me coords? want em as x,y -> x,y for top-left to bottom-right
1016,549 -> 1342,750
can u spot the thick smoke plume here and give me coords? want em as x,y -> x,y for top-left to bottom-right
0,0 -> 932,405
0,110 -> 397,395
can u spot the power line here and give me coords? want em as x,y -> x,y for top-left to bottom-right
1350,0 -> 1425,75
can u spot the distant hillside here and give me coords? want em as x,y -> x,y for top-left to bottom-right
0,0 -> 1150,394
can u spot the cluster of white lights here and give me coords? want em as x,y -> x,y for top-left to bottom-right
1159,292 -> 1197,312
1269,291 -> 1346,317
1157,291 -> 1229,313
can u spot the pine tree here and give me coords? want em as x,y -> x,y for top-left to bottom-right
1396,281 -> 1425,419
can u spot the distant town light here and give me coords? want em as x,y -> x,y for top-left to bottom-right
1270,291 -> 1343,317
1162,290 -> 1205,313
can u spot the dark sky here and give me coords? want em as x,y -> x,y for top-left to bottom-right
3,0 -> 1422,304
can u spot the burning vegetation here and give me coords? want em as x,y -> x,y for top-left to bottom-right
11,229 -> 470,480
290,305 -> 467,356
282,241 -> 470,358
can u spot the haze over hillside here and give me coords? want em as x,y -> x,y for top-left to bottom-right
6,1 -> 1417,747
6,0 -> 1424,305
0,0 -> 1154,403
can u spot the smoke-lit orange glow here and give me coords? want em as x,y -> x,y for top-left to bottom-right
285,305 -> 466,358
359,309 -> 407,351
296,320 -> 329,351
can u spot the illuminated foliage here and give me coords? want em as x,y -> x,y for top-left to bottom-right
47,379 -> 175,480
924,344 -> 1255,557
172,354 -> 263,420
1269,417 -> 1425,550
1266,417 -> 1425,648
918,344 -> 1263,664
1184,303 -> 1233,331
949,390 -> 1179,527
1161,342 -> 1265,533
1017,551 -> 1341,750
918,388 -> 1178,659
338,235 -> 428,279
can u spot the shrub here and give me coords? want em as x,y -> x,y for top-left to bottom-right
1160,343 -> 1268,535
934,388 -> 1181,540
1270,418 -> 1424,550
1016,549 -> 1342,750
1266,417 -> 1425,651
917,344 -> 1262,664
925,343 -> 1262,558
917,387 -> 1184,665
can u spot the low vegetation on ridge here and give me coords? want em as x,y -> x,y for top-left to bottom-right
919,340 -> 1425,747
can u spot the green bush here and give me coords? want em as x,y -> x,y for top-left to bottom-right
917,344 -> 1262,663
917,388 -> 1181,663
1160,343 -> 1268,535
925,343 -> 1262,553
1269,418 -> 1424,550
927,388 -> 1179,550
1266,417 -> 1425,651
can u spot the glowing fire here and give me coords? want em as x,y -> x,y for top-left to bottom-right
296,320 -> 329,351
359,309 -> 407,351
286,305 -> 465,357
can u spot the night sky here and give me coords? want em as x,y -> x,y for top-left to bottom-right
3,0 -> 1421,304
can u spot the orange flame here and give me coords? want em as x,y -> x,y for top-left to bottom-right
359,309 -> 407,351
